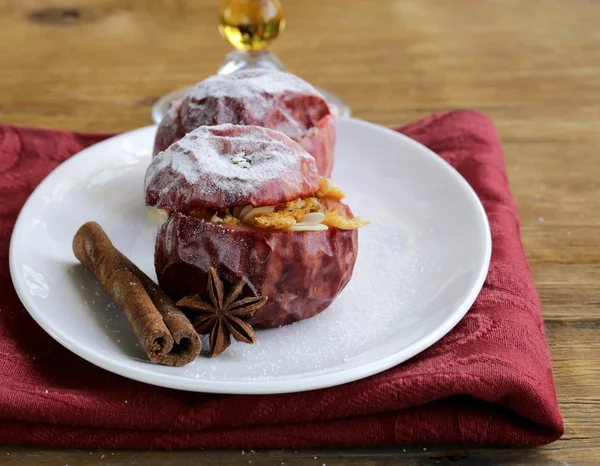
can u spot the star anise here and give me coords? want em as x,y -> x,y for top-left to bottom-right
176,267 -> 268,357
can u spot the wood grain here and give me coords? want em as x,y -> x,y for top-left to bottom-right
1,0 -> 599,464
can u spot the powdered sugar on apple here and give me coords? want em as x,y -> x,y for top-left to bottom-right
145,124 -> 321,210
188,69 -> 316,101
184,69 -> 325,138
153,69 -> 338,177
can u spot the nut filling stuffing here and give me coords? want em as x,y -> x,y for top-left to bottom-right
152,178 -> 369,232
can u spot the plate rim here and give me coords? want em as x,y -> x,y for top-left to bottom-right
9,118 -> 492,394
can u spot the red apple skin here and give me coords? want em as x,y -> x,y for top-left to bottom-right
155,211 -> 358,328
153,100 -> 184,158
297,111 -> 337,177
152,70 -> 338,177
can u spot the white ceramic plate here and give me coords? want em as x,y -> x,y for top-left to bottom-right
9,119 -> 491,394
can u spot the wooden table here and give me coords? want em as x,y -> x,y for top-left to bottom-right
1,0 -> 598,464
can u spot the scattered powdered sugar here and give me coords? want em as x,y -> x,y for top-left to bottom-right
145,124 -> 319,210
188,69 -> 320,102
180,69 -> 330,142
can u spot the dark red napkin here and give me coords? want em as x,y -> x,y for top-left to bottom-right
0,110 -> 563,449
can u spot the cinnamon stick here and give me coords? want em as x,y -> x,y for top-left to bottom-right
73,221 -> 201,366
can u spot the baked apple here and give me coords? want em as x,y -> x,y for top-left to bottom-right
145,124 -> 367,328
153,69 -> 338,177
